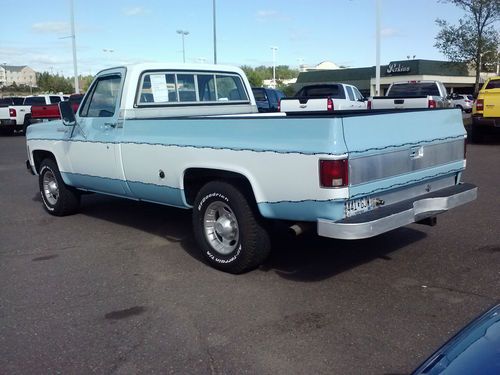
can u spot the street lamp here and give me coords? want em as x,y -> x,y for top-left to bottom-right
70,0 -> 79,93
270,46 -> 278,89
177,30 -> 189,63
213,0 -> 217,64
102,49 -> 115,66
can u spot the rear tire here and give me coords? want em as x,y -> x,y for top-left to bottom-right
39,158 -> 80,216
192,181 -> 271,274
23,115 -> 31,135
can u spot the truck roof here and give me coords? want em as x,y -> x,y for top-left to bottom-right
97,63 -> 246,77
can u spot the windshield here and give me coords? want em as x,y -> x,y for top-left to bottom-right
297,85 -> 346,99
23,97 -> 46,105
485,80 -> 500,89
388,83 -> 440,97
252,88 -> 267,101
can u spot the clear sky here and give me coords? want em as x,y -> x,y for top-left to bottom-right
0,0 -> 468,77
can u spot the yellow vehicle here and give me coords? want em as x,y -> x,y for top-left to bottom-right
471,76 -> 500,142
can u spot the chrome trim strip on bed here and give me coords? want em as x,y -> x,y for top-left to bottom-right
349,139 -> 464,185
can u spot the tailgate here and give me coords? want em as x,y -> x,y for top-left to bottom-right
281,98 -> 328,112
342,109 -> 466,200
372,97 -> 427,109
31,104 -> 60,119
482,90 -> 500,117
0,107 -> 9,119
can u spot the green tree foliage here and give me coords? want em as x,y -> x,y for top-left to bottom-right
240,65 -> 263,87
80,75 -> 94,92
240,65 -> 299,88
36,72 -> 74,93
435,0 -> 500,93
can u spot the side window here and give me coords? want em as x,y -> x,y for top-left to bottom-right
216,75 -> 248,101
49,96 -> 61,104
137,71 -> 249,105
81,75 -> 121,118
197,74 -> 216,101
177,74 -> 197,102
353,87 -> 363,101
139,74 -> 177,103
345,86 -> 355,101
268,90 -> 278,106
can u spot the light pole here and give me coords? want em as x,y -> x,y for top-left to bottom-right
177,30 -> 189,63
102,49 -> 115,66
213,0 -> 217,64
375,0 -> 381,96
270,46 -> 278,89
70,0 -> 79,93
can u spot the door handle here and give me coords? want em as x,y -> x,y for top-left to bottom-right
104,122 -> 117,129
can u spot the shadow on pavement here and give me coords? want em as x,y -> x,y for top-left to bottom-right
75,193 -> 428,281
260,227 -> 427,282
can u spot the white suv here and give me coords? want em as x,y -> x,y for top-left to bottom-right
450,94 -> 473,113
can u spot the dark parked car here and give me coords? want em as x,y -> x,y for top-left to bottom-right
412,304 -> 500,374
252,87 -> 285,112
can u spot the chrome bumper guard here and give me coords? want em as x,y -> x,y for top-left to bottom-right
317,183 -> 477,240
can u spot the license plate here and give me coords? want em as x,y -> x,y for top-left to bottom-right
345,197 -> 376,218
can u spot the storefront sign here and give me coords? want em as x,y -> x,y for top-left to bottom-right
386,63 -> 411,74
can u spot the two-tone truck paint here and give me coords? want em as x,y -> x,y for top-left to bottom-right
26,63 -> 477,273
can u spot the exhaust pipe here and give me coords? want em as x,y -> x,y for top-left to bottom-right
289,223 -> 311,236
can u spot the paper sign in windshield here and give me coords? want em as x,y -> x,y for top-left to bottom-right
150,74 -> 170,102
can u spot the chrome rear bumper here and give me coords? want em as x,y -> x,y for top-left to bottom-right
317,183 -> 477,240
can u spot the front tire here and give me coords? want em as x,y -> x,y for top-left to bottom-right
192,181 -> 270,274
39,158 -> 80,216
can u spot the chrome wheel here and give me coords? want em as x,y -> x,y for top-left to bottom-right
42,169 -> 59,206
203,201 -> 239,255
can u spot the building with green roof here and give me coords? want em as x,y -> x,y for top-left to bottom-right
296,59 -> 477,96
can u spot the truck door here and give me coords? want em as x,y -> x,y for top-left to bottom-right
64,68 -> 127,196
352,86 -> 367,109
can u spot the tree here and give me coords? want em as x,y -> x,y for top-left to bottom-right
435,0 -> 500,93
240,65 -> 299,88
240,65 -> 263,87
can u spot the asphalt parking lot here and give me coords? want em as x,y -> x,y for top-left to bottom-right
0,133 -> 499,374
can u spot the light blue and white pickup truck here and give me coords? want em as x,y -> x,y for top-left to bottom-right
26,63 -> 477,273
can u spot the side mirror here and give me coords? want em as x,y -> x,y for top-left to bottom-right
59,101 -> 76,127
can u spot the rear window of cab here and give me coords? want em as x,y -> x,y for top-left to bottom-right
485,79 -> 500,90
136,71 -> 249,106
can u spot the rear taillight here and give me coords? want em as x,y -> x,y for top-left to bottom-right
319,159 -> 348,188
277,99 -> 281,112
367,100 -> 372,110
9,108 -> 16,117
475,99 -> 484,111
327,97 -> 334,111
428,99 -> 437,109
464,138 -> 467,159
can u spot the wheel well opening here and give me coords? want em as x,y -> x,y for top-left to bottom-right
183,168 -> 255,206
32,150 -> 56,173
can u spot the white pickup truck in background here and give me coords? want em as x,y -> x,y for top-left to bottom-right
369,80 -> 452,110
0,94 -> 66,134
279,83 -> 367,113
